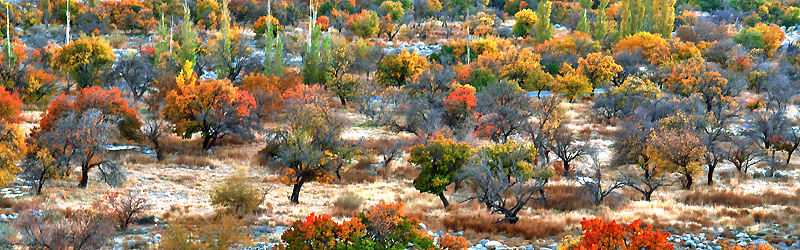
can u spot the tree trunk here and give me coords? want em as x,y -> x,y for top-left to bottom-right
78,165 -> 89,188
202,136 -> 212,151
707,164 -> 715,186
290,182 -> 303,204
644,191 -> 652,202
785,148 -> 796,165
339,97 -> 347,106
438,193 -> 449,208
154,140 -> 164,161
684,173 -> 693,190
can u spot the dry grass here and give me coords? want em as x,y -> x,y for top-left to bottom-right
530,184 -> 593,211
681,188 -> 800,208
332,191 -> 364,216
440,209 -> 569,240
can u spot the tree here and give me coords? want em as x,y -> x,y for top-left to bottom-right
576,0 -> 591,34
262,1 -> 284,76
443,84 -> 477,130
409,136 -> 471,208
377,50 -> 429,87
733,23 -> 785,57
577,52 -> 622,89
474,81 -> 533,143
579,145 -> 625,206
178,0 -> 198,67
512,9 -> 537,37
40,86 -> 141,141
350,10 -> 379,38
114,51 -> 155,102
51,35 -> 114,88
140,109 -> 172,161
614,32 -> 670,65
0,86 -> 23,186
534,0 -> 553,43
522,95 -> 563,165
726,136 -> 760,174
464,141 -> 550,224
651,0 -> 676,38
593,0 -> 610,41
500,47 -> 553,94
547,124 -> 587,176
272,85 -> 356,203
647,129 -> 705,190
38,109 -> 126,188
612,120 -> 673,201
162,62 -> 259,151
593,76 -> 661,119
552,63 -> 592,102
744,108 -> 790,178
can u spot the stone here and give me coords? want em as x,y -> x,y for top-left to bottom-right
684,240 -> 697,249
735,232 -> 749,239
478,239 -> 489,246
419,222 -> 427,229
789,225 -> 795,230
484,241 -> 503,250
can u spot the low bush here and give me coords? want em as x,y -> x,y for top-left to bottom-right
441,211 -> 567,239
100,189 -> 152,230
160,214 -> 250,250
210,174 -> 267,213
280,202 -> 437,250
558,218 -> 673,250
333,191 -> 364,215
15,205 -> 116,249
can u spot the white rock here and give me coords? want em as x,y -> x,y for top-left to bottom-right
484,241 -> 503,250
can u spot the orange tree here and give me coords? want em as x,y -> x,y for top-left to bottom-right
614,32 -> 670,65
0,86 -> 23,186
162,62 -> 258,151
732,23 -> 785,57
51,35 -> 114,88
36,87 -> 138,188
409,135 -> 472,208
664,57 -> 734,112
443,84 -> 477,129
377,50 -> 428,86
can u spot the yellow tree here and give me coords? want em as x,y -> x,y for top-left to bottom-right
512,9 -> 537,37
577,52 -> 622,89
0,86 -> 23,186
501,47 -> 553,94
614,32 -> 670,64
552,63 -> 592,102
377,50 -> 429,86
51,35 -> 114,88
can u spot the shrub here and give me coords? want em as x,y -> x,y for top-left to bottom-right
350,10 -> 379,38
101,189 -> 152,230
512,9 -> 537,37
160,214 -> 250,250
15,205 -> 116,249
559,218 -> 673,250
281,202 -> 436,250
437,234 -> 469,250
333,191 -> 364,215
210,174 -> 266,213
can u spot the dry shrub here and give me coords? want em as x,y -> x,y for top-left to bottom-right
0,198 -> 14,209
332,191 -> 364,216
681,189 -> 763,208
121,154 -> 156,165
342,170 -> 379,184
674,209 -> 711,226
11,197 -> 43,213
751,210 -> 779,224
213,147 -> 255,162
716,207 -> 750,219
530,184 -> 592,211
210,175 -> 267,214
441,211 -> 567,239
761,189 -> 800,207
161,136 -> 204,155
394,163 -> 420,180
167,155 -> 216,168
160,213 -> 250,250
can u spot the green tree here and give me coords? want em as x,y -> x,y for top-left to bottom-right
576,0 -> 592,33
409,136 -> 472,208
534,0 -> 553,43
593,0 -> 610,40
263,0 -> 284,76
178,0 -> 197,68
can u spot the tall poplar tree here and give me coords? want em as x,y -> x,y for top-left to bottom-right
577,0 -> 592,33
535,0 -> 553,44
263,0 -> 284,76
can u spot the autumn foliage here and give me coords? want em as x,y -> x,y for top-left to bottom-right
40,86 -> 141,140
0,86 -> 22,123
559,218 -> 673,250
377,50 -> 429,86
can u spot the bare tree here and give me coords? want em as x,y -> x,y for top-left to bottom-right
475,81 -> 534,143
726,136 -> 760,174
141,109 -> 172,161
15,205 -> 116,250
522,95 -> 563,165
578,145 -> 625,206
547,124 -> 587,176
462,143 -> 550,224
114,52 -> 155,102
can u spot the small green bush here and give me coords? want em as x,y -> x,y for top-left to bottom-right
210,175 -> 265,213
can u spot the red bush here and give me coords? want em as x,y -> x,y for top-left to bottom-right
569,218 -> 673,250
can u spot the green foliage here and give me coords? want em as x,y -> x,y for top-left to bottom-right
480,140 -> 538,176
512,9 -> 537,37
303,29 -> 331,85
380,1 -> 405,22
732,28 -> 765,50
51,36 -> 114,88
351,10 -> 380,38
576,0 -> 591,33
179,2 -> 198,68
410,136 -> 472,201
468,68 -> 498,91
534,0 -> 553,43
593,0 -> 610,40
782,7 -> 800,27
